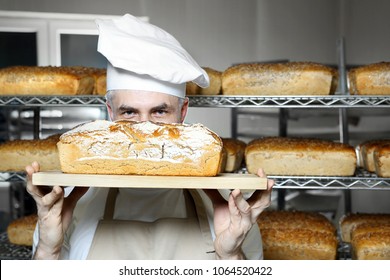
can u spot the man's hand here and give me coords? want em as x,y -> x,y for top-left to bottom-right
25,161 -> 88,259
204,168 -> 273,259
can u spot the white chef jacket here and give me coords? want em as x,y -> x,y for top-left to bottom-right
32,187 -> 263,260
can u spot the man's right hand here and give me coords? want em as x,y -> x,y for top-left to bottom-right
25,161 -> 88,259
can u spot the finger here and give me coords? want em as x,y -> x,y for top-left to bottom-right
230,189 -> 251,216
41,186 -> 64,211
257,168 -> 266,178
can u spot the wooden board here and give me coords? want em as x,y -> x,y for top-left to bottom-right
32,171 -> 267,191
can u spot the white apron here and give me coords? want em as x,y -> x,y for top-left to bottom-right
87,188 -> 215,260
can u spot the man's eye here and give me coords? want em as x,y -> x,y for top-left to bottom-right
154,109 -> 168,115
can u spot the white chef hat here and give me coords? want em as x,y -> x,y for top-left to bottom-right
96,14 -> 209,98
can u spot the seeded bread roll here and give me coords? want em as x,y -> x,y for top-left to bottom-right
245,137 -> 357,176
348,62 -> 390,95
0,66 -> 95,95
57,120 -> 223,176
221,138 -> 246,172
222,62 -> 337,95
7,214 -> 38,246
373,143 -> 390,177
258,210 -> 337,260
0,134 -> 61,172
186,67 -> 222,95
351,231 -> 390,260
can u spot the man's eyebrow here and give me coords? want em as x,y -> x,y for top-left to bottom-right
151,103 -> 171,111
118,105 -> 138,112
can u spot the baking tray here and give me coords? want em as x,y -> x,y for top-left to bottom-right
0,232 -> 32,260
32,172 -> 268,191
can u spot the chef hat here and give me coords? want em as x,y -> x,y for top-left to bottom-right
96,14 -> 209,98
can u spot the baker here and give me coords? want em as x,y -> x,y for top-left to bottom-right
25,14 -> 274,260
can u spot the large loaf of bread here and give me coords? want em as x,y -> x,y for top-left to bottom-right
222,62 -> 338,95
186,67 -> 222,95
0,134 -> 61,171
7,214 -> 37,246
258,210 -> 337,260
57,120 -> 223,176
0,66 -> 97,95
245,137 -> 357,176
348,62 -> 390,95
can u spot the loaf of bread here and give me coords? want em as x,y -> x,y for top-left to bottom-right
245,137 -> 357,176
57,120 -> 223,176
339,213 -> 390,242
258,210 -> 337,260
0,66 -> 96,95
221,138 -> 246,172
70,66 -> 106,95
373,143 -> 390,177
186,67 -> 222,95
221,62 -> 338,95
359,139 -> 390,173
348,62 -> 390,95
7,214 -> 37,246
352,231 -> 390,260
0,134 -> 61,172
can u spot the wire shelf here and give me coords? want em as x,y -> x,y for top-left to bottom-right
1,95 -> 390,108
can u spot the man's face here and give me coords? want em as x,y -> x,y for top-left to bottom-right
106,90 -> 188,124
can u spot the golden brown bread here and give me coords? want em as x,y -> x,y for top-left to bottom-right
0,134 -> 61,171
339,213 -> 390,242
351,231 -> 390,260
7,214 -> 37,246
186,67 -> 222,95
0,66 -> 95,95
221,62 -> 337,95
348,62 -> 390,95
359,139 -> 390,173
57,120 -> 223,176
258,210 -> 337,260
245,137 -> 357,176
373,143 -> 390,177
221,138 -> 246,172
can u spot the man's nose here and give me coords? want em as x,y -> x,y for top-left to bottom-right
138,114 -> 151,122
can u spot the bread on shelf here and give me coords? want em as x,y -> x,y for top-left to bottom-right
221,61 -> 338,95
339,213 -> 390,243
348,62 -> 390,95
359,139 -> 390,173
258,210 -> 337,260
0,134 -> 61,172
7,214 -> 38,246
221,138 -> 246,172
0,66 -> 96,95
245,136 -> 357,176
373,143 -> 390,177
186,67 -> 222,95
57,120 -> 223,176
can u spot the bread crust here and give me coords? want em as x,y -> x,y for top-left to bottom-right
57,120 -> 223,176
339,213 -> 390,242
373,143 -> 390,177
7,214 -> 38,246
221,62 -> 337,95
186,67 -> 222,95
0,134 -> 61,171
348,62 -> 390,95
359,139 -> 390,172
221,138 -> 246,172
245,137 -> 357,176
0,66 -> 96,95
258,210 -> 337,260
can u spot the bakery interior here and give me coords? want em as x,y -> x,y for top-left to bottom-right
0,0 -> 390,260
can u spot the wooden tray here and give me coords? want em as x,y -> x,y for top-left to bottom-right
32,171 -> 267,191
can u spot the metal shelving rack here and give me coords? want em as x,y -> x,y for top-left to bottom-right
0,94 -> 389,191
